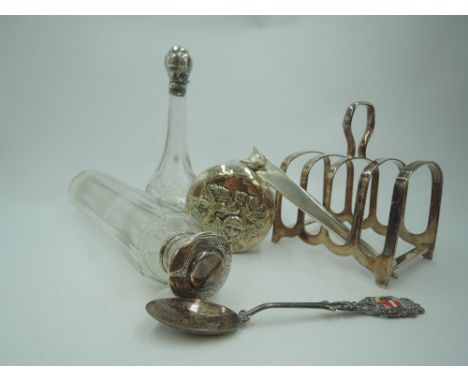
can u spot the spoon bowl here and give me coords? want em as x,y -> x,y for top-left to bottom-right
146,298 -> 242,335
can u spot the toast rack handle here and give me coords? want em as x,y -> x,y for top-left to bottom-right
343,101 -> 375,158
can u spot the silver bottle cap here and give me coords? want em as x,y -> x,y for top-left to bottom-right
160,232 -> 231,298
165,45 -> 192,96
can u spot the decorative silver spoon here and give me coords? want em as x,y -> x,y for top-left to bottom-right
146,296 -> 424,335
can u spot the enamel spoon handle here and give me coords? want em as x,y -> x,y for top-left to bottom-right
238,296 -> 424,322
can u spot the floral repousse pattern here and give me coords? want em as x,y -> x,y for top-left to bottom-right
190,183 -> 272,253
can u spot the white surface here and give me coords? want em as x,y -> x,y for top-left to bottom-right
0,16 -> 467,365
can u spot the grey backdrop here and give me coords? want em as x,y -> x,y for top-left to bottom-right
0,16 -> 467,365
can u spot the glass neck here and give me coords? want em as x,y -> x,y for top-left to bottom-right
158,94 -> 188,171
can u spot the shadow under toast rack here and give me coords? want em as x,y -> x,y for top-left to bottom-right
272,102 -> 443,287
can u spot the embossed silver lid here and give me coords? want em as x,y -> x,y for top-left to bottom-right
160,231 -> 232,298
186,162 -> 274,253
165,45 -> 192,97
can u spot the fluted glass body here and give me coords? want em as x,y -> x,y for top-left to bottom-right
146,88 -> 195,210
69,171 -> 201,282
